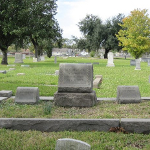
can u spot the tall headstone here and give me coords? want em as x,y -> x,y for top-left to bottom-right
106,52 -> 115,67
22,54 -> 26,59
55,138 -> 91,150
15,53 -> 23,63
54,63 -> 97,107
135,59 -> 141,70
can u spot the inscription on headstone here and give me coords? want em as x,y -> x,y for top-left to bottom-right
58,63 -> 93,93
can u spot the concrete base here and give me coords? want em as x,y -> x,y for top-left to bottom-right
54,91 -> 97,107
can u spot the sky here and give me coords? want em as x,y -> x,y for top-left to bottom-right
55,0 -> 150,39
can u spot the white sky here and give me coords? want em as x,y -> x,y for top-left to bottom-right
55,0 -> 150,39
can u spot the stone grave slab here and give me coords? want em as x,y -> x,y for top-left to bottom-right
15,53 -> 23,63
15,87 -> 39,104
117,86 -> 141,104
0,90 -> 12,98
58,63 -> 93,93
55,138 -> 91,150
0,70 -> 6,74
0,97 -> 8,102
9,68 -> 15,71
17,73 -> 25,75
21,65 -> 30,67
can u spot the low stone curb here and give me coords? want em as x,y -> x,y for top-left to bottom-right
0,118 -> 119,132
121,118 -> 150,134
0,118 -> 150,134
0,97 -> 8,101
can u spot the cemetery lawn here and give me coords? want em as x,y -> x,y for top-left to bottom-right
1,56 -> 150,149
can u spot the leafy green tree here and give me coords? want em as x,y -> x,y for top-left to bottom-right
78,14 -> 104,52
0,0 -> 62,64
101,14 -> 124,58
116,9 -> 150,59
0,0 -> 24,64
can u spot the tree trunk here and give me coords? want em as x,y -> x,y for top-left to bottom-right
30,37 -> 38,58
104,49 -> 109,59
1,50 -> 8,65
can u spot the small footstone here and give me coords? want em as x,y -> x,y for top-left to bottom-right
55,138 -> 91,150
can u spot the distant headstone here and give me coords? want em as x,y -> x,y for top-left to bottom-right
135,59 -> 141,70
15,53 -> 23,63
15,87 -> 39,104
9,68 -> 15,71
33,57 -> 41,62
100,53 -> 104,59
21,65 -> 30,67
40,56 -> 45,61
7,65 -> 15,67
0,70 -> 6,74
117,86 -> 141,104
0,90 -> 12,98
148,60 -> 150,66
130,59 -> 136,66
106,52 -> 115,67
55,70 -> 59,75
55,138 -> 91,150
22,54 -> 26,59
54,63 -> 97,107
17,73 -> 25,76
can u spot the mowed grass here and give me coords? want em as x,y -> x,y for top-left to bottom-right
1,56 -> 150,149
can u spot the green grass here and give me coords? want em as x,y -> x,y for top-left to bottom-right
1,56 -> 150,149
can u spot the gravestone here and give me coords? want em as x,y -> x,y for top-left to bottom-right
22,54 -> 26,59
21,65 -> 30,67
135,59 -> 141,70
0,90 -> 12,98
54,63 -> 97,107
9,68 -> 15,71
130,59 -> 136,66
17,73 -> 25,76
106,52 -> 115,67
0,70 -> 6,74
15,87 -> 39,104
40,56 -> 45,61
55,138 -> 91,150
33,57 -> 41,62
55,70 -> 59,75
117,86 -> 141,104
148,60 -> 150,66
15,53 -> 23,63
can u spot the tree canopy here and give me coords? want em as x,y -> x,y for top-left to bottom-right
0,0 -> 62,64
116,9 -> 150,59
78,14 -> 124,58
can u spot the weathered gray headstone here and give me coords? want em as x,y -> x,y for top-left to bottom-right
40,56 -> 45,61
9,68 -> 15,71
0,90 -> 12,98
15,53 -> 23,63
21,65 -> 30,67
55,138 -> 91,150
33,57 -> 41,62
117,86 -> 141,104
54,63 -> 97,107
130,59 -> 136,66
106,52 -> 115,67
15,87 -> 39,104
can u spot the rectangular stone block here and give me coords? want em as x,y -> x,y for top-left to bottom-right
58,63 -> 93,93
15,53 -> 23,63
15,87 -> 39,104
117,86 -> 141,104
121,118 -> 150,134
130,59 -> 136,66
55,138 -> 91,150
0,118 -> 120,132
54,91 -> 97,107
0,90 -> 12,98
